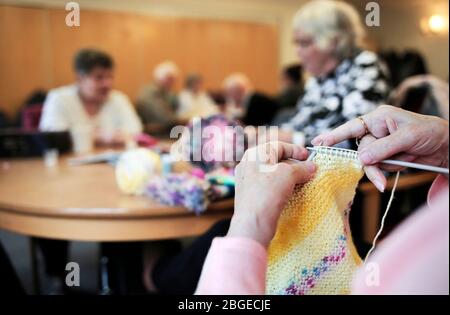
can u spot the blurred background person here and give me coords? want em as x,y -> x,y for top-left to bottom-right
136,61 -> 181,134
273,63 -> 304,125
277,63 -> 304,110
389,74 -> 449,120
38,48 -> 143,293
39,49 -> 142,147
223,73 -> 278,126
177,73 -> 219,120
275,0 -> 390,148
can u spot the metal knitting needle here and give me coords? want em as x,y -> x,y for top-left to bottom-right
286,142 -> 320,164
306,140 -> 322,161
306,147 -> 449,175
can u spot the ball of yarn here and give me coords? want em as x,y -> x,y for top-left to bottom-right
115,148 -> 162,195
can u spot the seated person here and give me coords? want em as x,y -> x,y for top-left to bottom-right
196,106 -> 449,295
136,61 -> 182,134
38,48 -> 143,294
272,64 -> 304,125
276,63 -> 304,110
177,73 -> 219,120
39,48 -> 142,145
223,73 -> 278,127
273,0 -> 389,147
390,74 -> 449,120
143,1 -> 388,293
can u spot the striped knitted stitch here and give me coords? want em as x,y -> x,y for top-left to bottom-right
266,148 -> 364,295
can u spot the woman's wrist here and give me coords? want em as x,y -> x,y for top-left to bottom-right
434,117 -> 449,169
227,213 -> 272,249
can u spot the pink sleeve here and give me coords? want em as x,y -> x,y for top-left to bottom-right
352,176 -> 449,295
195,237 -> 267,295
427,174 -> 448,208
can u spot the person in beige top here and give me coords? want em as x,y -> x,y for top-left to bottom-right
177,74 -> 219,120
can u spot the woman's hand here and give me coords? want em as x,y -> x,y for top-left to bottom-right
227,142 -> 316,248
312,105 -> 449,192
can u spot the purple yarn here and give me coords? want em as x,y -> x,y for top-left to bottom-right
146,173 -> 210,214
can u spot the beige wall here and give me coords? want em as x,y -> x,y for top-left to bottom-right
349,0 -> 449,80
0,0 -> 309,117
0,4 -> 283,116
3,0 -> 446,77
0,0 -> 307,68
1,0 -> 448,117
2,0 -> 448,70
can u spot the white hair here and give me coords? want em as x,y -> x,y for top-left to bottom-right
222,73 -> 252,91
153,61 -> 179,81
293,0 -> 365,59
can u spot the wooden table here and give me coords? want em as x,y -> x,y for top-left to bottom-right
0,157 -> 233,242
0,155 -> 233,294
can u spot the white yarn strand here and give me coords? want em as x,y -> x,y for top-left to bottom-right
364,171 -> 401,263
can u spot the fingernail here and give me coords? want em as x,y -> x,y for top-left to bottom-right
359,150 -> 374,164
306,161 -> 316,173
311,137 -> 322,146
374,180 -> 385,193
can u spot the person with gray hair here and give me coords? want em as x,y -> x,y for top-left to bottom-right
223,73 -> 278,126
136,61 -> 181,133
275,0 -> 390,148
177,73 -> 219,120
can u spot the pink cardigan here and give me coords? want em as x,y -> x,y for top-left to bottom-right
196,176 -> 449,295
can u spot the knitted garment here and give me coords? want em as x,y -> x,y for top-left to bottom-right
266,147 -> 364,295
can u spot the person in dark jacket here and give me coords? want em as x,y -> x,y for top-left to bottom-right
272,64 -> 305,125
222,73 -> 278,126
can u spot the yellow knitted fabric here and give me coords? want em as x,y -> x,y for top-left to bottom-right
266,148 -> 364,295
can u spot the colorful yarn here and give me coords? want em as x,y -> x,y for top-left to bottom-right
146,168 -> 235,214
146,173 -> 210,214
266,147 -> 364,295
284,235 -> 348,295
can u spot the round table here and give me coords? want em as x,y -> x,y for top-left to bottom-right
0,155 -> 234,294
0,156 -> 233,242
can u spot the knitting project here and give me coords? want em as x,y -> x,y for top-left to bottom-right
266,147 -> 364,295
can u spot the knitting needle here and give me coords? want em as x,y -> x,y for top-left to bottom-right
306,147 -> 449,175
285,142 -> 320,164
306,140 -> 322,161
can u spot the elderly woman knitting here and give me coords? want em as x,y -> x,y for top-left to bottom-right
196,105 -> 449,294
273,0 -> 389,147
